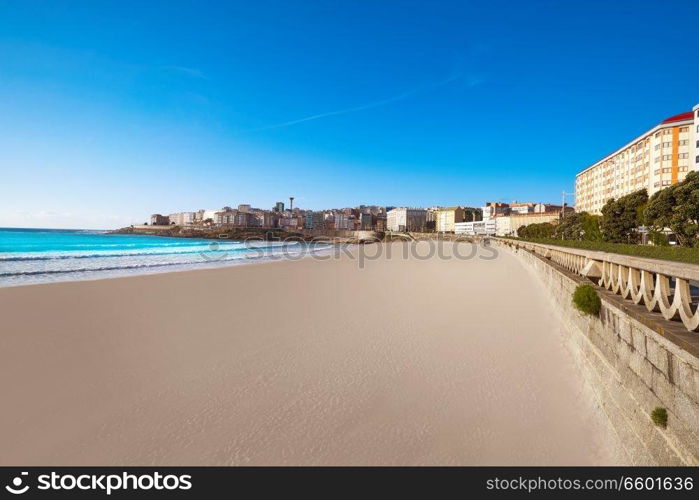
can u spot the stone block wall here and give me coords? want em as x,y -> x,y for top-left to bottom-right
507,245 -> 699,465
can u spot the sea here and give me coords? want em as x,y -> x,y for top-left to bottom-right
0,227 -> 332,287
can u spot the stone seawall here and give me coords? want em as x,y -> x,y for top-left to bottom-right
293,229 -> 381,241
114,226 -> 382,243
503,243 -> 699,465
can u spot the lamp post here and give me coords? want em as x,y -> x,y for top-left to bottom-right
561,190 -> 575,219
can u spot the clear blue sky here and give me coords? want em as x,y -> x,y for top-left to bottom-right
1,0 -> 697,228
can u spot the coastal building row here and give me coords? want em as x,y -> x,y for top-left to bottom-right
454,202 -> 571,237
575,103 -> 699,214
150,204 -> 390,232
151,201 -> 572,237
385,206 -> 482,232
386,207 -> 428,232
433,206 -> 481,232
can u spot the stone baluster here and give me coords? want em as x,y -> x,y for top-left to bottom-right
495,238 -> 699,333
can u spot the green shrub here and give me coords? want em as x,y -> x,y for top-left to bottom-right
649,230 -> 670,247
554,212 -> 602,241
600,189 -> 648,243
518,222 -> 556,239
651,407 -> 668,428
645,171 -> 699,247
572,284 -> 601,316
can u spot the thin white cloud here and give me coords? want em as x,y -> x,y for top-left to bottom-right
161,65 -> 209,80
248,71 -> 480,132
249,89 -> 419,132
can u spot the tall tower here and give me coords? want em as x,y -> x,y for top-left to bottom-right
289,196 -> 294,212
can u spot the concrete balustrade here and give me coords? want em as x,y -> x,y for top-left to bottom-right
492,237 -> 699,465
497,238 -> 699,333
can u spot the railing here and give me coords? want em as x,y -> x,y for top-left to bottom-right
494,238 -> 699,333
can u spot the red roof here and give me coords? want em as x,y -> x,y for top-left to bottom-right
660,111 -> 694,124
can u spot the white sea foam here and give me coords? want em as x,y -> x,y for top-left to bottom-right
0,229 -> 332,287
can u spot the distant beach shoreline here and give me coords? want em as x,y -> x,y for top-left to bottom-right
0,227 -> 335,287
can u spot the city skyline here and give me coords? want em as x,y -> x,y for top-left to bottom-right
1,1 -> 698,229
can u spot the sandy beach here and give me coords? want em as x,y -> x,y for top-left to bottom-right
0,241 -> 624,465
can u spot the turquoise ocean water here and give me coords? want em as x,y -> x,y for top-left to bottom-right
0,228 -> 329,287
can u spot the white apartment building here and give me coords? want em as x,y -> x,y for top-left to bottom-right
454,204 -> 498,236
454,219 -> 496,236
576,104 -> 699,214
495,216 -> 511,236
167,213 -> 182,225
509,202 -> 535,214
334,212 -> 351,230
386,207 -> 427,231
167,212 -> 195,226
198,209 -> 220,222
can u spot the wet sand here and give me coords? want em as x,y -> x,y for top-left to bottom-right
0,242 -> 625,465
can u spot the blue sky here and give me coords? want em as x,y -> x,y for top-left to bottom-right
0,0 -> 697,229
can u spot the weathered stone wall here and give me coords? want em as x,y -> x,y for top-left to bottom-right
506,244 -> 699,465
293,229 -> 381,240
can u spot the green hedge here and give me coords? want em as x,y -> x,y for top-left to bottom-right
505,237 -> 699,265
